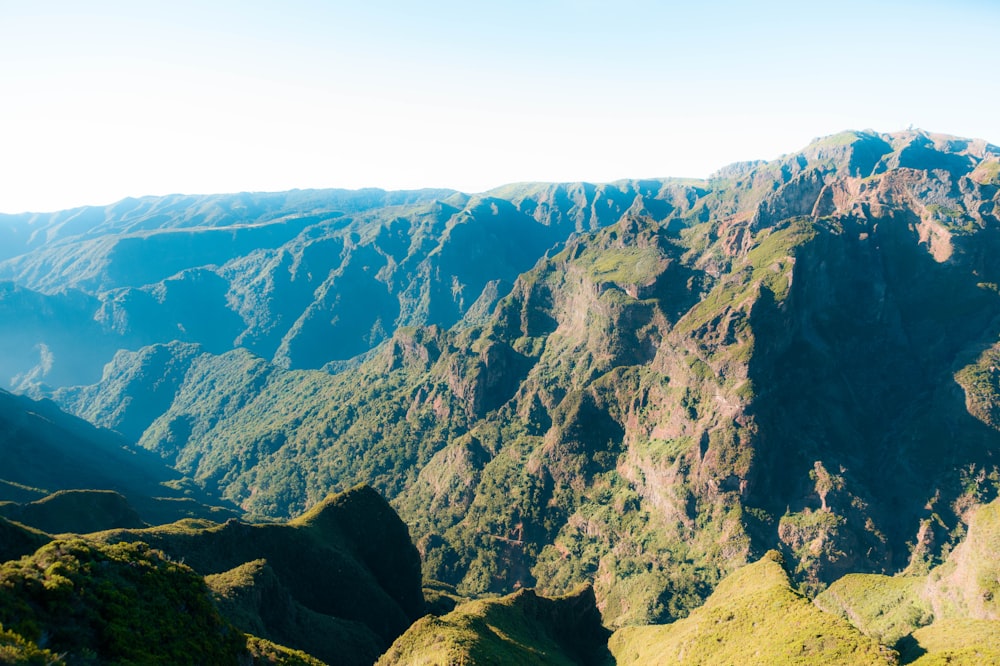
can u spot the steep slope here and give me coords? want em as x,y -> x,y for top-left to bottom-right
923,498 -> 1000,621
377,585 -> 610,666
0,517 -> 50,563
0,536 -> 336,665
0,489 -> 144,535
27,129 -> 1000,627
52,341 -> 205,443
815,498 -> 1000,653
0,281 -> 122,391
900,619 -> 1000,664
0,182 -> 681,392
608,551 -> 895,665
0,388 -> 236,525
93,484 -> 425,666
0,539 -> 247,664
207,559 -> 370,666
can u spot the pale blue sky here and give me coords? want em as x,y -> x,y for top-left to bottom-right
1,0 -> 997,213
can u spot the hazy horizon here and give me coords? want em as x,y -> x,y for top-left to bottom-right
2,0 -> 998,214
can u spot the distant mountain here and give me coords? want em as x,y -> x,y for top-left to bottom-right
5,129 -> 1000,637
0,182 -> 674,391
0,388 -> 235,525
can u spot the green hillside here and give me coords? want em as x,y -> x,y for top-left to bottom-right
0,489 -> 144,535
20,129 -> 999,629
0,388 -> 237,526
609,551 -> 895,665
1,129 -> 999,658
91,484 -> 425,665
901,619 -> 1000,664
0,517 -> 50,563
0,539 -> 246,664
815,497 -> 1000,660
377,585 -> 610,665
0,484 -> 427,665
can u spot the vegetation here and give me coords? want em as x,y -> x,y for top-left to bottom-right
608,552 -> 895,665
93,485 -> 424,665
0,539 -> 246,664
209,559 -> 375,666
814,574 -> 932,645
0,388 -> 237,527
0,485 -> 432,665
1,129 -> 999,658
576,245 -> 666,287
971,159 -> 1000,186
244,636 -> 326,666
0,490 -> 144,535
378,585 -> 610,665
0,623 -> 62,665
0,517 -> 50,564
813,497 -> 1000,663
901,619 -> 1000,665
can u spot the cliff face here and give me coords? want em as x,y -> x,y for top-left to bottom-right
9,129 -> 1000,626
0,182 -> 689,392
392,130 -> 1000,620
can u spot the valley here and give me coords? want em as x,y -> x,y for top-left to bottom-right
1,128 -> 999,663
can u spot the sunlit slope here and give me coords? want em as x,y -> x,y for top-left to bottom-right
609,552 -> 895,665
16,130 -> 1000,629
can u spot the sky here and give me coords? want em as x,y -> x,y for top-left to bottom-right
1,0 -> 998,214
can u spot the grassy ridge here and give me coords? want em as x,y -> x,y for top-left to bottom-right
378,585 -> 609,666
0,539 -> 246,664
814,574 -> 932,645
902,619 -> 1000,664
0,485 -> 428,665
609,552 -> 895,665
92,485 -> 424,665
815,498 -> 1000,661
0,517 -> 50,563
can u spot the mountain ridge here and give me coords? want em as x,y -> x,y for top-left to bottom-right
3,129 -> 1000,635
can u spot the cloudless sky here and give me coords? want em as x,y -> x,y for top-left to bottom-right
1,0 -> 998,213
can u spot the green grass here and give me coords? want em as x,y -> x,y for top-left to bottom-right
0,485 -> 428,666
972,159 -> 1000,185
0,539 -> 245,664
815,574 -> 932,645
377,586 -> 609,665
676,218 -> 816,336
244,635 -> 326,666
577,246 -> 666,287
902,619 -> 1000,665
608,552 -> 896,665
813,498 -> 1000,660
92,485 -> 424,665
745,218 -> 818,299
924,498 -> 1000,620
813,131 -> 866,149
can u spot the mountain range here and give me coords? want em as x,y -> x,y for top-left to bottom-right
1,128 -> 999,663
